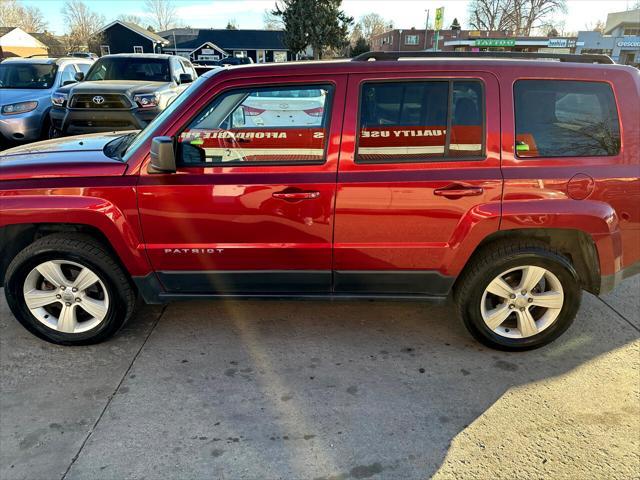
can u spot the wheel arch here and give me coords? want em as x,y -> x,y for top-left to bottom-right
454,228 -> 601,295
0,223 -> 141,286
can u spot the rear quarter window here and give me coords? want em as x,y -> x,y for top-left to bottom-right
514,80 -> 621,157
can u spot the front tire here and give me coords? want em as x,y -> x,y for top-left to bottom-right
4,234 -> 136,345
455,241 -> 581,351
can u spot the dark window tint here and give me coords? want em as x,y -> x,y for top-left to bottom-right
358,81 -> 448,162
450,81 -> 483,157
514,80 -> 620,157
0,63 -> 57,89
85,58 -> 170,82
178,85 -> 331,165
357,80 -> 484,163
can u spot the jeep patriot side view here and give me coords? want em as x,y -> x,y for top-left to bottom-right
1,52 -> 639,350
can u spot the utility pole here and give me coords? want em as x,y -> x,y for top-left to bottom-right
424,10 -> 430,50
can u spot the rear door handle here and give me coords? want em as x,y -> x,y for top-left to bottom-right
273,190 -> 320,201
434,185 -> 484,198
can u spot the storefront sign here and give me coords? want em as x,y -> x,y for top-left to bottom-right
617,41 -> 640,47
474,39 -> 516,47
548,38 -> 568,48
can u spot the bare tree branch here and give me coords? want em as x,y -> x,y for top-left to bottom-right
61,0 -> 105,52
0,0 -> 48,32
144,0 -> 178,32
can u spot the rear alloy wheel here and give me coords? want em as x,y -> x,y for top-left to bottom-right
456,242 -> 581,351
481,266 -> 564,339
23,260 -> 110,334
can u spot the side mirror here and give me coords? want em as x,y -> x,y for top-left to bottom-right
63,80 -> 76,86
148,136 -> 176,174
179,73 -> 193,84
74,71 -> 84,82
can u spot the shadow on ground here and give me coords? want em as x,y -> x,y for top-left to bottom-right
1,278 -> 638,480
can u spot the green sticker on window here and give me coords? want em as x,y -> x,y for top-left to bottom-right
516,142 -> 530,152
190,138 -> 204,146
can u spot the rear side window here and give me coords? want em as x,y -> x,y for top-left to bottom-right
514,80 -> 620,157
357,80 -> 484,163
178,85 -> 332,165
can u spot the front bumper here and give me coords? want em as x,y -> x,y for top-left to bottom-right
0,110 -> 45,142
50,106 -> 160,135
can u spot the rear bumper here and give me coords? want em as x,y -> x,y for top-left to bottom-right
50,107 -> 160,135
599,260 -> 640,295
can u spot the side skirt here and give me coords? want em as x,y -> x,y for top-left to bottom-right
132,271 -> 454,305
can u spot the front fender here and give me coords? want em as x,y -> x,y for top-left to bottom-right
0,189 -> 152,276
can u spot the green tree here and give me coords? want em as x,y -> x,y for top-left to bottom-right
350,36 -> 369,57
273,0 -> 353,60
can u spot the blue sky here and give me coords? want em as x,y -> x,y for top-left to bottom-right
23,0 -> 638,35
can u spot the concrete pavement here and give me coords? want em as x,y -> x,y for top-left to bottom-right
1,277 -> 638,480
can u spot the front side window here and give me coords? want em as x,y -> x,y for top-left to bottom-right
178,85 -> 332,165
357,80 -> 484,163
58,65 -> 77,85
514,80 -> 620,157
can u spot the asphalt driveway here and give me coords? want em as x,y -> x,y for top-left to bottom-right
1,278 -> 638,480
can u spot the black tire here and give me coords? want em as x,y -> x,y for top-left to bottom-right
48,124 -> 62,139
40,114 -> 52,140
4,234 -> 136,345
455,240 -> 581,351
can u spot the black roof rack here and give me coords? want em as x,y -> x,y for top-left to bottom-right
352,51 -> 615,65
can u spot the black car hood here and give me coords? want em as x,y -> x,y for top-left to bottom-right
61,80 -> 174,96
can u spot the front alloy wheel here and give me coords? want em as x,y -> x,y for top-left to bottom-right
23,260 -> 110,334
5,234 -> 136,345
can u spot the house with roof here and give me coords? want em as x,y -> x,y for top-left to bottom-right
576,9 -> 640,65
94,21 -> 170,56
159,28 -> 292,63
0,27 -> 48,58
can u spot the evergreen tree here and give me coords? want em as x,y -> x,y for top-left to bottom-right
273,0 -> 353,59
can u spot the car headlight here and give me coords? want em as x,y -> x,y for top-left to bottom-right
1,101 -> 38,115
133,93 -> 159,108
51,92 -> 68,107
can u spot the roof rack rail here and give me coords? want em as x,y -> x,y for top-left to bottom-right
352,51 -> 615,65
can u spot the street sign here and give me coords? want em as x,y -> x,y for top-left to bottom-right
435,7 -> 444,30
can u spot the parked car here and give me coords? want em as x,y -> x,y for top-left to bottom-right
240,88 -> 327,127
0,57 -> 94,145
209,56 -> 254,67
49,54 -> 197,137
68,52 -> 99,60
1,52 -> 639,350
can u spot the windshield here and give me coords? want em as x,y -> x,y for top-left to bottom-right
85,57 -> 170,82
0,63 -> 57,89
122,74 -> 210,161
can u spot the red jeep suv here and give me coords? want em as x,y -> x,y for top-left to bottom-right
1,52 -> 639,350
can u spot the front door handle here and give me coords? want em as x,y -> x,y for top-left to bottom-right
434,185 -> 484,198
273,190 -> 320,201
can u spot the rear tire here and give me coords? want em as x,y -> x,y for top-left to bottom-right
455,241 -> 581,351
4,234 -> 136,345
